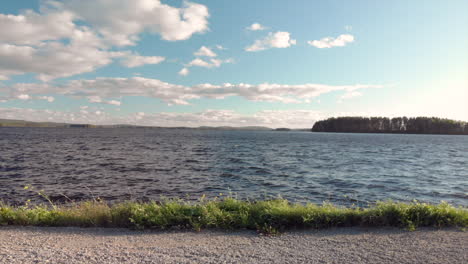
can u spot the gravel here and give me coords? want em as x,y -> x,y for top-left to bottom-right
0,227 -> 466,263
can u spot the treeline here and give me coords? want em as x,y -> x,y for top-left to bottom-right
311,117 -> 468,135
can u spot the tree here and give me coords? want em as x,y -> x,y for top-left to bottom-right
311,116 -> 467,135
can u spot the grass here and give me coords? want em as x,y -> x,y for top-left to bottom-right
0,198 -> 466,233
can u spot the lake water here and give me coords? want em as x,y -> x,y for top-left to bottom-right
0,128 -> 467,206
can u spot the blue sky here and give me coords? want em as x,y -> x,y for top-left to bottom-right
0,0 -> 467,127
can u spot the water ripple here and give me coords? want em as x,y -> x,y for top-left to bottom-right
0,128 -> 467,206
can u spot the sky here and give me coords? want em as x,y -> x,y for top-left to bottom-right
0,0 -> 467,128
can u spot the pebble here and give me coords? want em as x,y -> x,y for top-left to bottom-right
0,227 -> 466,264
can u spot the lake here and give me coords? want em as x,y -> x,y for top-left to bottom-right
0,128 -> 466,206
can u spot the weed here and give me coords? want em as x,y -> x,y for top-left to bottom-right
0,198 -> 466,234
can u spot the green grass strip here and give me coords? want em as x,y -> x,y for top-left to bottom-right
1,199 -> 466,233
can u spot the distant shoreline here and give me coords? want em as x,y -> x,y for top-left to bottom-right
0,118 -> 314,131
2,116 -> 468,134
1,125 -> 467,135
0,118 -> 272,130
312,116 -> 468,135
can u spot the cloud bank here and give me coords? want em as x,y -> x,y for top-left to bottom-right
4,77 -> 383,105
0,107 -> 324,128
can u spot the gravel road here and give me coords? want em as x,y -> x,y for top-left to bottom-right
0,227 -> 466,263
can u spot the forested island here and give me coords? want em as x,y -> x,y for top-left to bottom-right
311,117 -> 468,135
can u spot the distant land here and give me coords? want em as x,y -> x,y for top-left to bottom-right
0,118 -> 272,130
0,118 -> 315,131
3,117 -> 467,134
312,116 -> 468,135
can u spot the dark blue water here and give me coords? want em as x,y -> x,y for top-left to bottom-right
0,128 -> 467,206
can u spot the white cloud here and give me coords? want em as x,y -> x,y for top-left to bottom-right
5,77 -> 383,106
0,42 -> 123,81
187,58 -> 211,68
0,107 -> 324,128
344,25 -> 352,31
87,96 -> 103,103
37,96 -> 55,102
17,94 -> 31,100
340,91 -> 362,100
178,67 -> 189,76
136,112 -> 145,120
187,58 -> 232,68
245,31 -> 296,52
60,0 -> 209,45
308,34 -> 354,48
106,100 -> 121,106
0,10 -> 76,45
0,0 -> 207,80
0,6 -> 120,81
6,94 -> 54,103
86,97 -> 120,106
194,46 -> 217,57
183,45 -> 231,73
120,53 -> 165,68
9,106 -> 465,128
246,23 -> 266,31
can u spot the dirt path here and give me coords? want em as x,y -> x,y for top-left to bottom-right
0,227 -> 466,263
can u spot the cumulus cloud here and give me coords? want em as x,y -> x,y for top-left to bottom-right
182,45 -> 232,74
0,107 -> 324,128
0,10 -> 76,45
187,58 -> 211,68
120,53 -> 165,68
37,96 -> 55,102
0,0 -> 208,80
0,7 -> 117,80
246,23 -> 266,31
0,21 -> 121,81
307,34 -> 354,48
245,31 -> 296,52
178,67 -> 189,76
59,0 -> 209,45
5,77 -> 383,106
0,42 -> 124,81
194,46 -> 217,57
